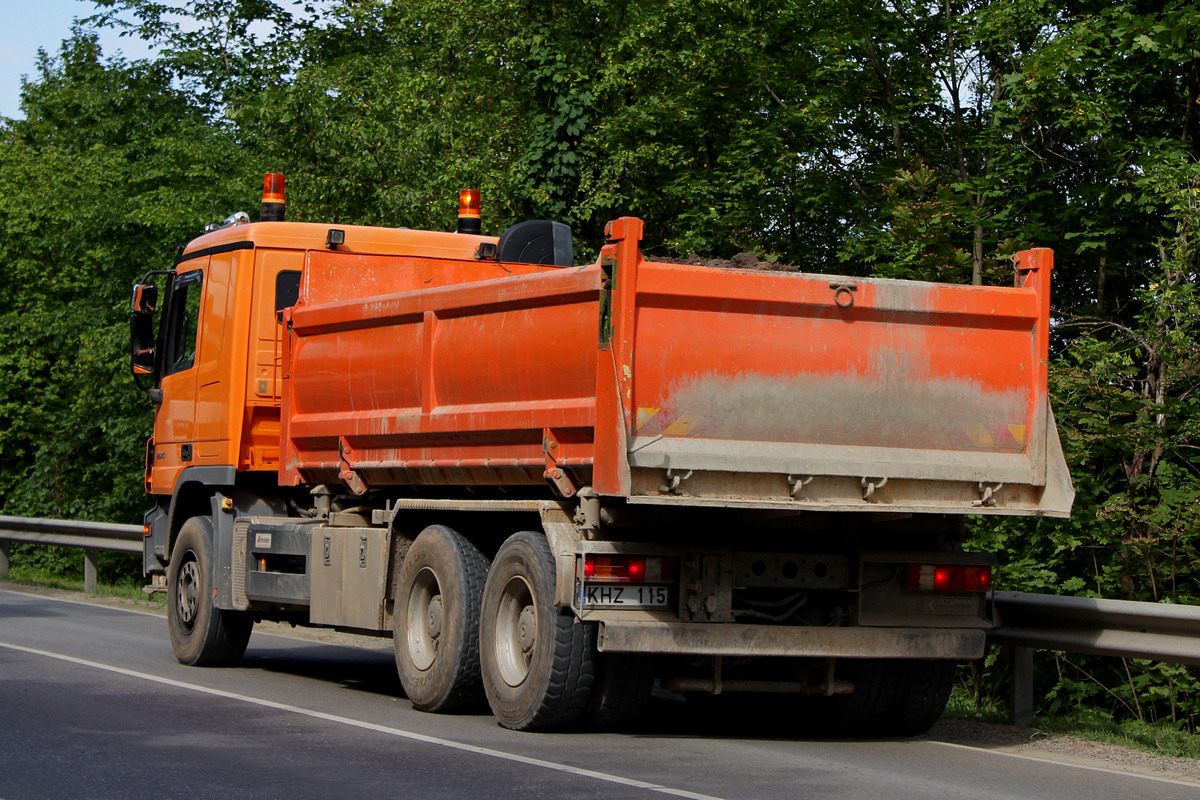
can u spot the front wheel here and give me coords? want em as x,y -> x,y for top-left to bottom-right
393,525 -> 490,712
167,515 -> 252,666
479,532 -> 595,731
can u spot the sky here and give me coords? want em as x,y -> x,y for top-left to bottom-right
0,0 -> 154,120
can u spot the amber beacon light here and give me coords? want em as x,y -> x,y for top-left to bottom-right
260,172 -> 286,222
457,189 -> 481,235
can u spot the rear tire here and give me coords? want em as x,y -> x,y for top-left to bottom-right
582,653 -> 655,729
884,659 -> 956,736
479,532 -> 595,731
825,658 -> 901,735
822,658 -> 954,736
167,516 -> 252,666
393,525 -> 490,712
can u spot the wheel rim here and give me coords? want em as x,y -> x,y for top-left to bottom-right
176,554 -> 200,633
406,567 -> 442,671
494,575 -> 536,688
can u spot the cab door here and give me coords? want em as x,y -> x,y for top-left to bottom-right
149,265 -> 205,493
194,250 -> 235,463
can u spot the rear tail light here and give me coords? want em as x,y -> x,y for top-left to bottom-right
584,555 -> 674,583
905,564 -> 992,592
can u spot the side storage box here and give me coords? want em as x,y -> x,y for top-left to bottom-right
309,527 -> 390,630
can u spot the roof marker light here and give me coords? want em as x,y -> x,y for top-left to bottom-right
260,172 -> 285,222
457,189 -> 481,235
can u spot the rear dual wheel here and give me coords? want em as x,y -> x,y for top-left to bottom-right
583,652 -> 656,730
393,525 -> 490,712
823,658 -> 955,736
479,532 -> 597,731
398,527 -> 653,730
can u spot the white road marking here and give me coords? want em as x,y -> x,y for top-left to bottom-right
928,740 -> 1200,789
0,587 -> 385,652
0,641 -> 725,800
0,587 -> 166,619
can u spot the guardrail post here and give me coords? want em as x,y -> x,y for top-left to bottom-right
1010,645 -> 1034,726
0,540 -> 9,578
84,548 -> 98,594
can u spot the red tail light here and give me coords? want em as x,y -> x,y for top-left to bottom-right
584,555 -> 674,583
906,564 -> 992,592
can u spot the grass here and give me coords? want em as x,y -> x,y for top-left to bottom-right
1,565 -> 166,609
945,684 -> 1012,724
1035,713 -> 1200,760
945,684 -> 1200,759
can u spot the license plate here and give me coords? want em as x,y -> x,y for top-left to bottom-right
581,584 -> 669,607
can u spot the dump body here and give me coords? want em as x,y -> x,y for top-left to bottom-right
282,217 -> 1072,517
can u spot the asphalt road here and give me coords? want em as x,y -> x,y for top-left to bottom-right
1,588 -> 1197,800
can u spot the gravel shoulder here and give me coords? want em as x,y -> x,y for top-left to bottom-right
6,581 -> 1197,786
928,718 -> 1200,785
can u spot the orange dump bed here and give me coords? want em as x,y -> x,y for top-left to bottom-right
281,217 -> 1073,517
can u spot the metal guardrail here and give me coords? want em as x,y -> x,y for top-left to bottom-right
989,590 -> 1200,725
0,515 -> 143,592
991,591 -> 1200,665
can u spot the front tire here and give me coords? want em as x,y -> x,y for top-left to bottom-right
479,532 -> 595,731
167,516 -> 252,666
393,525 -> 490,712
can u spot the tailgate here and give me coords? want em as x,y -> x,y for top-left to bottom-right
595,218 -> 1073,516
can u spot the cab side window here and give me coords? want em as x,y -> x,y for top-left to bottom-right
163,270 -> 204,376
275,270 -> 301,323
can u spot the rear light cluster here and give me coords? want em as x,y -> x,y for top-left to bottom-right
584,555 -> 675,583
905,564 -> 992,592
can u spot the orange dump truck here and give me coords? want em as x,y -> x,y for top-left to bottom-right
130,176 -> 1073,733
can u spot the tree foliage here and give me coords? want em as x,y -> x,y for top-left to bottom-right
3,0 -> 1200,726
0,32 -> 250,522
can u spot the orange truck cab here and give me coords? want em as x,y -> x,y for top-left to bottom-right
128,175 -> 1072,734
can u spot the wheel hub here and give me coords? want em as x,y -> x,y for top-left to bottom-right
495,575 -> 536,688
176,558 -> 199,630
407,567 -> 442,672
516,606 -> 536,654
426,595 -> 444,640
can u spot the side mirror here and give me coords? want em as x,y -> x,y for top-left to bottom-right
131,283 -> 158,313
131,311 -> 156,376
128,270 -> 174,396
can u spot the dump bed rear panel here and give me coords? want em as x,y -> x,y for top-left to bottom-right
623,261 -> 1053,492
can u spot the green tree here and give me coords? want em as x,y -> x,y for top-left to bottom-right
0,32 -> 251,524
